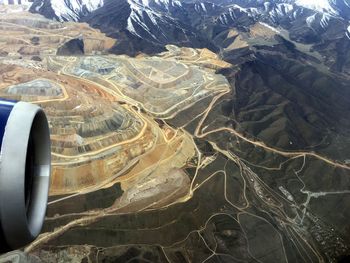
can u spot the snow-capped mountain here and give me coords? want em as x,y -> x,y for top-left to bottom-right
29,0 -> 350,21
30,0 -> 350,73
30,0 -> 104,21
29,0 -> 350,34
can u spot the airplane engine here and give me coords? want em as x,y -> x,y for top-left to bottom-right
0,100 -> 51,252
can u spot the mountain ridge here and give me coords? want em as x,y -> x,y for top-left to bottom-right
29,0 -> 350,54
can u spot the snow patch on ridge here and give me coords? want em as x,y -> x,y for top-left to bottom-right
50,0 -> 104,21
127,0 -> 173,42
306,13 -> 316,26
346,25 -> 350,39
320,13 -> 331,28
306,13 -> 331,29
295,0 -> 337,15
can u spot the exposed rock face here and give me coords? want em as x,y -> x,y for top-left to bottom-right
57,37 -> 84,55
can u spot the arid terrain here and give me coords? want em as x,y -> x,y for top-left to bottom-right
0,4 -> 350,263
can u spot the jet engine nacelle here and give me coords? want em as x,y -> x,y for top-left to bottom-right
0,100 -> 51,252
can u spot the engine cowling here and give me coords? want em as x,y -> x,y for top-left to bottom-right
0,100 -> 51,252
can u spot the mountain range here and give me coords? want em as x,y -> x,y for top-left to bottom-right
28,0 -> 350,82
